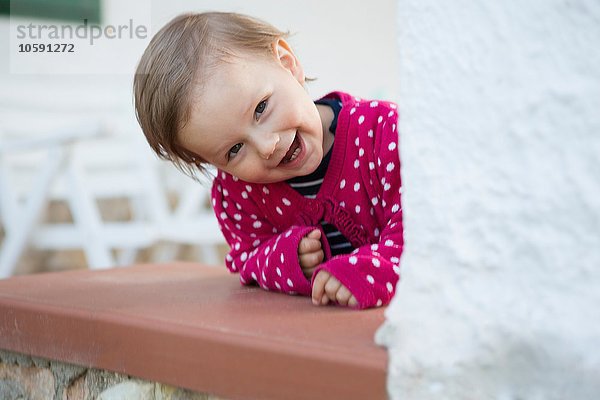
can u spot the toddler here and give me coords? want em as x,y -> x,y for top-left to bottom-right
133,12 -> 403,309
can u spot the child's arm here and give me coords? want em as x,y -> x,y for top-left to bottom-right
312,107 -> 403,309
211,176 -> 322,296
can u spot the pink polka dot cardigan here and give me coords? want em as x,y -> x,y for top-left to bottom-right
211,92 -> 403,309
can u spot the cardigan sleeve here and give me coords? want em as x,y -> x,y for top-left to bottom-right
211,175 -> 323,296
312,106 -> 403,309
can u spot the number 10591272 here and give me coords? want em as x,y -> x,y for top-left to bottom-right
18,43 -> 75,52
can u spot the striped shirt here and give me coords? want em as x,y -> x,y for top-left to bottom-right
287,98 -> 354,256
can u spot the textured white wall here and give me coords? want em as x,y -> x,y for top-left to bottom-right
377,0 -> 600,398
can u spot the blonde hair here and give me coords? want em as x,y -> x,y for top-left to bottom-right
133,12 -> 289,178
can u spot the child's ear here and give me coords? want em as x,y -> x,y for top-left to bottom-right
273,38 -> 305,83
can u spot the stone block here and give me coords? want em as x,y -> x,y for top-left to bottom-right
98,380 -> 155,400
0,361 -> 55,400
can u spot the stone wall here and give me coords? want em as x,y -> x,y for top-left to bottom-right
0,350 -> 223,400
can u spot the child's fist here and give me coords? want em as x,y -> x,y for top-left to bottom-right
298,229 -> 324,279
312,270 -> 358,308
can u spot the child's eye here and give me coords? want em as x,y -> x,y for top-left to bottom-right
228,143 -> 243,160
254,100 -> 268,121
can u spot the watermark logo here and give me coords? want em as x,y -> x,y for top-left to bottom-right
15,18 -> 148,46
9,9 -> 152,75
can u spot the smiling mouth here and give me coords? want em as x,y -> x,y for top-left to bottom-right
280,133 -> 301,165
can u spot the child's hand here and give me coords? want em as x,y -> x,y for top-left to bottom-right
298,229 -> 324,279
312,270 -> 358,307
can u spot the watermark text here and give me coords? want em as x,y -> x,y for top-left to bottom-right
15,19 -> 148,45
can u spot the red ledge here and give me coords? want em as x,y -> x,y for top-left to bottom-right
0,263 -> 387,400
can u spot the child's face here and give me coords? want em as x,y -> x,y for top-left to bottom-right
179,42 -> 325,184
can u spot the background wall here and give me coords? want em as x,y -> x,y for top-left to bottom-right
0,0 -> 398,128
377,0 -> 600,398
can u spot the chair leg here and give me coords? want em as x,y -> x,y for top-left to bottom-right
65,157 -> 115,269
0,147 -> 65,278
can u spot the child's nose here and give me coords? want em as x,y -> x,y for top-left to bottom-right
256,132 -> 281,160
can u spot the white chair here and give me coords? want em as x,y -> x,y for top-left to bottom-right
0,122 -> 225,279
0,123 -> 110,278
158,166 -> 223,265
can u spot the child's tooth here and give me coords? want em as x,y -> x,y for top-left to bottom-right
290,147 -> 300,161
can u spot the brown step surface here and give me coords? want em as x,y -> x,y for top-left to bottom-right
0,263 -> 387,399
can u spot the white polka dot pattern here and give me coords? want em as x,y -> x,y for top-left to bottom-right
210,92 -> 403,309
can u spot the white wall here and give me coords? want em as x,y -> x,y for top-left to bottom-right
377,0 -> 600,398
0,0 -> 398,132
147,0 -> 399,101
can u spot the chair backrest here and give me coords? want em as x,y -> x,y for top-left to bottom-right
0,77 -> 224,276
